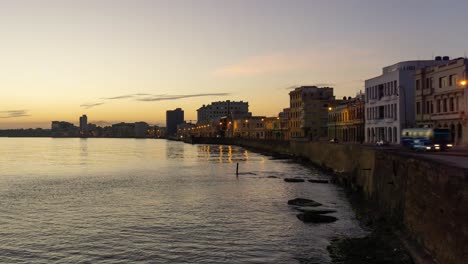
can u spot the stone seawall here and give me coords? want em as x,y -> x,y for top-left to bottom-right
185,138 -> 468,264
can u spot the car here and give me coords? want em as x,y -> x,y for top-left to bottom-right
329,138 -> 339,143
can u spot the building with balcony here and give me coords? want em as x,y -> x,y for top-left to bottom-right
414,57 -> 468,145
365,59 -> 447,144
328,93 -> 365,143
289,86 -> 335,139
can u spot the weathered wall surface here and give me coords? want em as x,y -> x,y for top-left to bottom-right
187,138 -> 468,264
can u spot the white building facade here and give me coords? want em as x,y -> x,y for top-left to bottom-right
365,60 -> 446,144
197,100 -> 250,123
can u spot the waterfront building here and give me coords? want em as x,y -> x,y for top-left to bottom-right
134,122 -> 149,138
79,114 -> 88,136
192,120 -> 219,138
232,116 -> 266,139
155,126 -> 166,138
111,122 -> 135,138
414,57 -> 468,145
328,93 -> 365,143
166,108 -> 184,137
263,117 -> 281,140
197,100 -> 250,123
289,86 -> 335,139
365,59 -> 447,144
176,122 -> 196,139
279,108 -> 290,140
51,121 -> 78,137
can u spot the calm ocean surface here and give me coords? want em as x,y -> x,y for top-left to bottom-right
0,138 -> 365,263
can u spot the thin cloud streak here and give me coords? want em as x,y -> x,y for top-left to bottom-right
80,103 -> 105,109
0,110 -> 30,118
136,93 -> 230,102
81,93 -> 231,108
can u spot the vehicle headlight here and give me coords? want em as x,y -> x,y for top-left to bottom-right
434,144 -> 440,147
447,144 -> 453,147
435,146 -> 440,150
425,147 -> 431,150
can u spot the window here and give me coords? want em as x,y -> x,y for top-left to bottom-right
437,99 -> 441,112
426,101 -> 430,114
439,76 -> 447,88
449,74 -> 458,86
378,106 -> 384,119
416,102 -> 421,114
443,99 -> 447,112
450,98 -> 454,112
426,77 -> 433,89
416,79 -> 421,90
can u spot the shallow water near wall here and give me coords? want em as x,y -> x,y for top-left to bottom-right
0,138 -> 366,263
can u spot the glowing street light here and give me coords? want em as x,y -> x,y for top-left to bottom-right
328,106 -> 333,111
460,80 -> 467,86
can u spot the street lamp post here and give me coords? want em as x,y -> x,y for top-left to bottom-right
328,107 -> 337,140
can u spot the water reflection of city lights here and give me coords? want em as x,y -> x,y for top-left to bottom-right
219,145 -> 223,163
244,150 -> 249,160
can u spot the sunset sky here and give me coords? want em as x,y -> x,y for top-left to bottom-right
1,0 -> 468,128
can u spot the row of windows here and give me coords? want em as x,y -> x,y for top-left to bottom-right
241,123 -> 264,128
366,104 -> 397,121
416,74 -> 458,90
416,97 -> 459,114
329,107 -> 364,122
290,120 -> 302,128
365,80 -> 398,102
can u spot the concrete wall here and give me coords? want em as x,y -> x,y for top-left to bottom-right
294,142 -> 467,264
192,138 -> 467,264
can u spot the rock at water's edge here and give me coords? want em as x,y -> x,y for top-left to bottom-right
296,207 -> 337,214
297,213 -> 338,223
284,178 -> 305,183
287,198 -> 322,207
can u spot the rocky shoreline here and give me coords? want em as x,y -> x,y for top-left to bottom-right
263,151 -> 416,263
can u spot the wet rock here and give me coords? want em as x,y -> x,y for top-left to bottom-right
287,198 -> 322,207
297,213 -> 338,223
296,207 -> 337,214
284,178 -> 305,183
308,179 -> 329,184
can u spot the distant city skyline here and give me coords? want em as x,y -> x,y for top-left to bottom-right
2,0 -> 468,129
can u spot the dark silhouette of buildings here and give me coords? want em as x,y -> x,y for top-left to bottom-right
166,108 -> 184,137
79,115 -> 88,136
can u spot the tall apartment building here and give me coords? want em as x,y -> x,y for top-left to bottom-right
166,108 -> 184,137
414,57 -> 468,145
289,86 -> 335,139
197,100 -> 250,123
79,114 -> 88,135
365,59 -> 447,144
